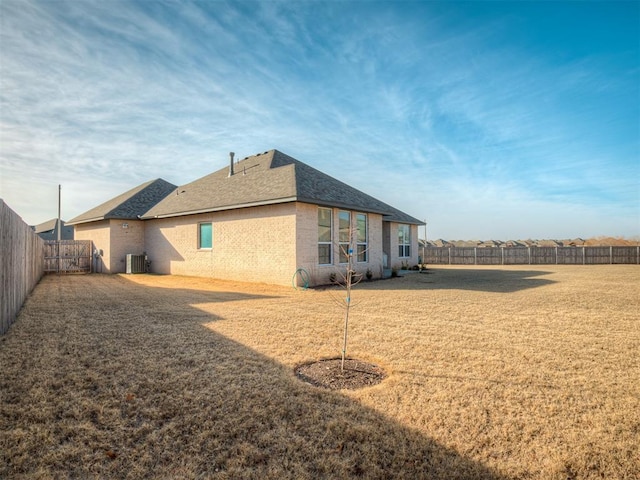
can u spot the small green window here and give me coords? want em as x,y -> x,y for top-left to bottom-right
199,222 -> 212,249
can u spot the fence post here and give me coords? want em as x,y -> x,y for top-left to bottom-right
582,247 -> 586,265
448,247 -> 451,265
474,247 -> 477,265
610,246 -> 613,264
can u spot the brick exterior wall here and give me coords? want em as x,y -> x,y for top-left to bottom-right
145,203 -> 298,285
75,203 -> 420,285
386,222 -> 420,270
108,219 -> 145,273
74,219 -> 145,273
74,221 -> 111,272
295,203 -> 384,286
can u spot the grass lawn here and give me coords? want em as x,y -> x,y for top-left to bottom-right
1,266 -> 638,479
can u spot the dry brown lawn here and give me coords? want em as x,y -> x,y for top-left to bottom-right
1,265 -> 638,479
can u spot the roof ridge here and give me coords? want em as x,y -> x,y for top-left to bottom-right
104,178 -> 164,217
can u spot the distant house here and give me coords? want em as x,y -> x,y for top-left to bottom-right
432,239 -> 453,248
504,240 -> 525,248
32,219 -> 74,241
68,150 -> 424,286
536,239 -> 562,248
478,240 -> 502,248
565,238 -> 586,247
449,240 -> 478,248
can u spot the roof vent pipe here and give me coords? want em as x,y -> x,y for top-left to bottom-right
228,152 -> 235,177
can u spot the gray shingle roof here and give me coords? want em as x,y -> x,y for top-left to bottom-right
33,218 -> 60,233
32,219 -> 74,240
67,178 -> 177,225
143,150 -> 423,224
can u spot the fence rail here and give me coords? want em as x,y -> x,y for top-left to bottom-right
423,246 -> 640,265
1,200 -> 45,335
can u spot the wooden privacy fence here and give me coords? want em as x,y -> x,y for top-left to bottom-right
44,240 -> 93,273
1,200 -> 45,335
423,246 -> 640,265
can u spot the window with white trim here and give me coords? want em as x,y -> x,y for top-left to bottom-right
318,207 -> 332,265
356,213 -> 367,262
199,222 -> 212,249
398,224 -> 410,258
338,210 -> 351,264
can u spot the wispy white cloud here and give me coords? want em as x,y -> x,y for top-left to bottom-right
1,0 -> 637,238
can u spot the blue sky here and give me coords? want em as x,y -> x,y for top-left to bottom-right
1,0 -> 638,240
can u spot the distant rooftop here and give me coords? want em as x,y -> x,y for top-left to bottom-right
32,219 -> 74,240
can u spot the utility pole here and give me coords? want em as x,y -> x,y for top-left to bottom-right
57,184 -> 61,241
422,219 -> 427,265
57,185 -> 61,273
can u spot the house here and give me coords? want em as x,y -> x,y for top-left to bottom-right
32,219 -> 74,240
68,150 -> 424,286
451,240 -> 479,248
504,239 -> 525,248
565,238 -> 586,247
478,240 -> 503,248
536,239 -> 562,248
67,178 -> 178,273
432,239 -> 453,248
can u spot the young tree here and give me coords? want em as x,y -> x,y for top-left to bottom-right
331,222 -> 366,372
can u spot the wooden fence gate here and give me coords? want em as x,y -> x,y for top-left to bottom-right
44,240 -> 93,273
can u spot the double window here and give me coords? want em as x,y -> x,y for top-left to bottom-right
398,224 -> 410,257
198,222 -> 213,249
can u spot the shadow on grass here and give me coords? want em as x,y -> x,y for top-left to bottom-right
359,267 -> 556,293
1,274 -> 509,479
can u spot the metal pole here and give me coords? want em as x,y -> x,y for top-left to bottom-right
423,220 -> 427,266
57,184 -> 61,273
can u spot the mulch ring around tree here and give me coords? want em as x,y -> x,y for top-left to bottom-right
295,358 -> 386,390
